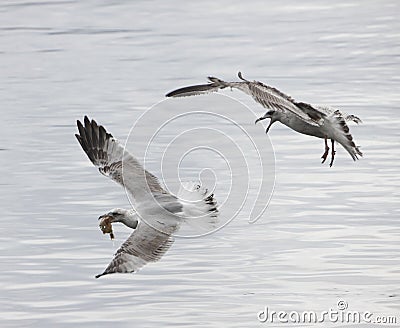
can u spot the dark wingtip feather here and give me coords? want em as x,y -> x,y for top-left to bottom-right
237,71 -> 247,81
91,119 -> 99,150
76,120 -> 91,155
98,125 -> 106,150
75,134 -> 84,149
165,90 -> 178,97
84,115 -> 90,127
166,83 -> 216,97
76,116 -> 110,165
95,269 -> 111,278
77,119 -> 84,135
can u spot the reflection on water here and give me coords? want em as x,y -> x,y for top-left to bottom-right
0,0 -> 399,327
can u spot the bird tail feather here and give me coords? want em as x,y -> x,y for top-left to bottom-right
177,182 -> 218,232
329,112 -> 363,161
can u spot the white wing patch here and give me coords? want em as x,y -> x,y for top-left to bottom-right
177,182 -> 218,232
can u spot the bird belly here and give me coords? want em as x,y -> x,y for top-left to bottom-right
280,116 -> 326,139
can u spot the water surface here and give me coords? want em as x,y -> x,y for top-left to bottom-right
0,1 -> 399,327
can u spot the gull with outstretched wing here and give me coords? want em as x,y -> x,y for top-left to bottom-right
166,72 -> 362,167
75,116 -> 218,278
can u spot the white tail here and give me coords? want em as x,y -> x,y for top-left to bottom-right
177,182 -> 218,232
329,113 -> 363,161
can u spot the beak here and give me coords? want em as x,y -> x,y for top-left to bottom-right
98,214 -> 115,221
98,214 -> 107,220
255,113 -> 271,125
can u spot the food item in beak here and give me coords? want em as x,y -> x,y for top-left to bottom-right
99,216 -> 115,240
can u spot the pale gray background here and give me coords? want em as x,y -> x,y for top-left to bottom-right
0,1 -> 399,327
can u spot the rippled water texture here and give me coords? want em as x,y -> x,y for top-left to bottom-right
0,1 -> 399,327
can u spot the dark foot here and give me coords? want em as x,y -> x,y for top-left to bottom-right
329,140 -> 336,167
329,151 -> 336,167
321,148 -> 330,163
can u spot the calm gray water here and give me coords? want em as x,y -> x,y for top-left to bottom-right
0,1 -> 399,327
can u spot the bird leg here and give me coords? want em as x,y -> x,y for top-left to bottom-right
329,139 -> 336,167
321,137 -> 330,163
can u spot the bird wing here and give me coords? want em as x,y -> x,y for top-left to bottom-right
96,219 -> 176,278
165,81 -> 223,97
96,184 -> 220,277
96,183 -> 220,278
315,105 -> 362,124
75,116 -> 166,199
166,73 -> 321,126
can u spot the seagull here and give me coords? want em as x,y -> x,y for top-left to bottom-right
166,72 -> 362,167
75,116 -> 218,278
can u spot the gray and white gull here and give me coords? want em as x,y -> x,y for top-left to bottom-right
166,72 -> 362,167
75,116 -> 218,278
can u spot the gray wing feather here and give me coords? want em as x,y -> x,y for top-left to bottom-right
166,73 -> 321,126
95,221 -> 176,278
295,102 -> 327,122
75,116 -> 165,195
315,106 -> 362,124
166,82 -> 223,97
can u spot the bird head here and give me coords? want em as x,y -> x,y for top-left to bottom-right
98,208 -> 128,239
99,208 -> 129,222
264,109 -> 276,119
98,208 -> 138,236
